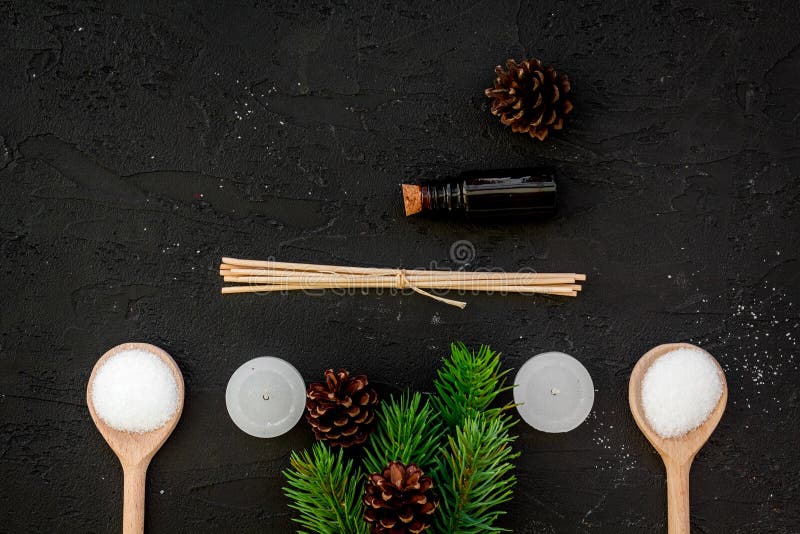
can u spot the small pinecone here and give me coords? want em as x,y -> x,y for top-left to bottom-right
484,58 -> 573,141
305,368 -> 378,447
363,461 -> 438,534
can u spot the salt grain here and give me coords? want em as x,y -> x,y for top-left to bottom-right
92,349 -> 179,433
641,347 -> 723,438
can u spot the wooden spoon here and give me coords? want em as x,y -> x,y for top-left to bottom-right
629,342 -> 727,534
87,342 -> 185,534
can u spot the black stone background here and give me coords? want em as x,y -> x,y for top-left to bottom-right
1,1 -> 799,532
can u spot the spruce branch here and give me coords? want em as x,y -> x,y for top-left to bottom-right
432,342 -> 513,429
433,413 -> 519,534
283,442 -> 368,534
363,391 -> 443,475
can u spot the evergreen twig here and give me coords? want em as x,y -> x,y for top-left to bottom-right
433,413 -> 519,534
363,391 -> 443,475
432,342 -> 513,429
282,442 -> 368,534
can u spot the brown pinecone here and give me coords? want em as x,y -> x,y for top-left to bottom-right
484,58 -> 573,141
363,461 -> 438,534
305,368 -> 378,447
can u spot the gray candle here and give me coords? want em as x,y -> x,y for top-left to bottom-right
226,357 -> 306,438
514,351 -> 594,433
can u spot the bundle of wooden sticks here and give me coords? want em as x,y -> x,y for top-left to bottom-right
219,257 -> 585,308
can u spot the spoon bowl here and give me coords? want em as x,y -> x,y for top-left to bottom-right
629,342 -> 726,534
87,342 -> 184,534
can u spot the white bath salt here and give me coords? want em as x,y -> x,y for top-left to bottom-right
641,347 -> 723,438
92,349 -> 179,433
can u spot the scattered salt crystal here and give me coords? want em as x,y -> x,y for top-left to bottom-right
641,347 -> 723,438
92,349 -> 179,433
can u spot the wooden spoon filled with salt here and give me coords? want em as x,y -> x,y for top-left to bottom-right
629,342 -> 727,534
87,342 -> 184,534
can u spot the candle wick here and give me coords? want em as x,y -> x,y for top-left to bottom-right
263,389 -> 270,401
550,387 -> 560,396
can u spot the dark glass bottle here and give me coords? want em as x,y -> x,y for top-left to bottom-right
418,168 -> 557,218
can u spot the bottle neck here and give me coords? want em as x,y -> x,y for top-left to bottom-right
420,182 -> 465,212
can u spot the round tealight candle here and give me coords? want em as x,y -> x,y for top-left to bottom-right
514,351 -> 594,433
226,357 -> 306,438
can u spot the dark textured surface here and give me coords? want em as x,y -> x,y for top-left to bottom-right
1,1 -> 799,533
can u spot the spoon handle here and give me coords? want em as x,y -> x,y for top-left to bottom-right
664,458 -> 691,534
122,461 -> 149,534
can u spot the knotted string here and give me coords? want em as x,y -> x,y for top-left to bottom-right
395,269 -> 467,309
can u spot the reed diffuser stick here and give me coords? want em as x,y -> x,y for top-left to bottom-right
219,257 -> 585,308
220,266 -> 584,281
222,275 -> 581,286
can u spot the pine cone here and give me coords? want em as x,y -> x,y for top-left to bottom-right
363,461 -> 438,534
305,368 -> 378,447
485,58 -> 573,141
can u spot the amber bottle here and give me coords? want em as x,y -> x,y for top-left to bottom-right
403,168 -> 557,218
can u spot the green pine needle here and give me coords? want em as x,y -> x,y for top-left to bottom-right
433,413 -> 519,534
363,392 -> 443,475
432,342 -> 513,429
282,443 -> 368,534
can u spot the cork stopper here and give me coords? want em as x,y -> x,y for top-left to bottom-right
402,184 -> 422,216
